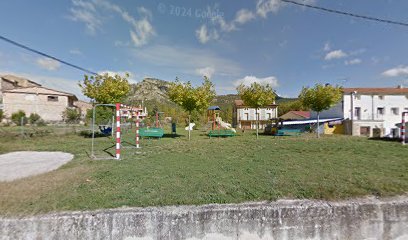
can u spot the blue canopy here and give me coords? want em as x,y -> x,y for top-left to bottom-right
208,106 -> 221,110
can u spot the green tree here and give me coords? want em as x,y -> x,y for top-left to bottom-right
11,110 -> 27,126
168,76 -> 216,140
62,108 -> 81,124
237,82 -> 276,139
0,110 -> 3,122
79,73 -> 131,104
28,113 -> 42,124
299,84 -> 342,138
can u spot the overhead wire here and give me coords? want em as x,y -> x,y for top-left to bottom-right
281,0 -> 408,28
0,35 -> 98,75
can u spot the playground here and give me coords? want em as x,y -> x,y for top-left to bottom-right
1,127 -> 408,216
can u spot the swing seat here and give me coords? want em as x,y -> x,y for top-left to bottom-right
99,125 -> 112,135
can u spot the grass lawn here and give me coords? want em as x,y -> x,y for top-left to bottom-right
1,127 -> 408,216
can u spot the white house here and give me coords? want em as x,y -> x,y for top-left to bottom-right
312,86 -> 408,138
232,100 -> 278,130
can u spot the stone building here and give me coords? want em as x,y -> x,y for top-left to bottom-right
3,86 -> 78,122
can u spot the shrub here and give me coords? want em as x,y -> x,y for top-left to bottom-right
11,110 -> 27,126
0,109 -> 3,122
62,108 -> 81,124
29,113 -> 42,124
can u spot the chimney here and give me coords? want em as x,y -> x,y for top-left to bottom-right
397,85 -> 404,89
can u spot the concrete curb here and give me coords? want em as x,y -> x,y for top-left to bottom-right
1,196 -> 408,239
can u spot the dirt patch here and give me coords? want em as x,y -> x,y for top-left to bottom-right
0,151 -> 74,182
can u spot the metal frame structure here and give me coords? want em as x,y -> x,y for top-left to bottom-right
91,103 -> 143,160
402,111 -> 408,145
91,104 -> 120,160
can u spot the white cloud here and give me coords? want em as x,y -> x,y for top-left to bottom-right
69,49 -> 83,55
115,6 -> 155,47
324,50 -> 348,60
196,25 -> 219,44
98,70 -> 137,83
68,0 -> 102,35
235,9 -> 256,24
324,42 -> 331,52
36,58 -> 61,71
345,58 -> 362,65
256,0 -> 281,18
234,75 -> 279,87
132,44 -> 241,77
69,0 -> 155,47
195,67 -> 215,79
382,66 -> 408,78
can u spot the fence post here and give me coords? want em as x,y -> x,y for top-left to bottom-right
116,103 -> 121,160
136,110 -> 140,149
402,112 -> 407,145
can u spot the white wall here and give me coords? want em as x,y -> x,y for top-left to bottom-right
344,93 -> 408,137
237,107 -> 277,121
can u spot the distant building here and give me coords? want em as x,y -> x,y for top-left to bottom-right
3,86 -> 78,122
232,100 -> 278,130
311,86 -> 408,138
280,111 -> 310,120
73,100 -> 93,119
0,75 -> 41,100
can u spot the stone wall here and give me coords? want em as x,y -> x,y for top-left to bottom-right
1,196 -> 408,240
3,92 -> 70,121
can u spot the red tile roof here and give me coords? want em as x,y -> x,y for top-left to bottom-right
343,87 -> 408,94
291,111 -> 310,118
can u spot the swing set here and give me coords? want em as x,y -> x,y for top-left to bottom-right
90,103 -> 144,160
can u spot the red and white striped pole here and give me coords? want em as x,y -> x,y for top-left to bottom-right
402,112 -> 407,146
115,103 -> 121,159
136,110 -> 140,148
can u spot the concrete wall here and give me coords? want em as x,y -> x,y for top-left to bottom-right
1,196 -> 408,240
3,92 -> 70,122
344,93 -> 408,137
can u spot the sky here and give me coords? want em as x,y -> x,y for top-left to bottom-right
1,0 -> 408,100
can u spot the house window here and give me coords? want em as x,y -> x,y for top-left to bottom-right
47,96 -> 58,102
378,95 -> 384,100
391,108 -> 399,115
377,107 -> 385,115
360,126 -> 370,137
404,108 -> 408,113
354,107 -> 361,120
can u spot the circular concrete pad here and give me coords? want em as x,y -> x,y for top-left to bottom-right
0,151 -> 74,182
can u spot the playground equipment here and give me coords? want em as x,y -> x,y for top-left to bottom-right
98,125 -> 113,136
207,106 -> 236,137
139,111 -> 164,138
185,123 -> 195,130
91,103 -> 145,160
264,118 -> 302,136
402,111 -> 408,145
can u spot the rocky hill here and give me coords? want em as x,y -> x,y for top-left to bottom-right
126,78 -> 171,103
126,78 -> 292,107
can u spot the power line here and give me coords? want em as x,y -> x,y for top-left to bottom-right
0,35 -> 98,75
281,0 -> 408,28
